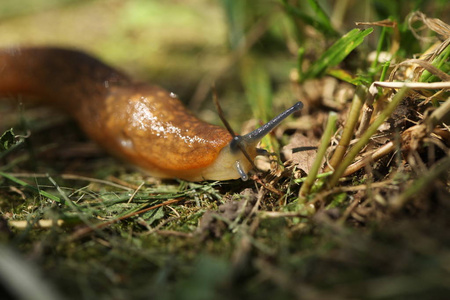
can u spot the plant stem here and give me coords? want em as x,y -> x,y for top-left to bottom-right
299,111 -> 337,201
325,85 -> 367,171
326,87 -> 409,188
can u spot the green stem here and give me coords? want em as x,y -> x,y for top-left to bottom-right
298,111 -> 337,201
370,26 -> 387,71
326,85 -> 367,171
326,87 -> 409,188
297,47 -> 305,83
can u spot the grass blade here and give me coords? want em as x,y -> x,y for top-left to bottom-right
298,111 -> 337,201
0,171 -> 61,203
301,28 -> 374,81
281,0 -> 338,37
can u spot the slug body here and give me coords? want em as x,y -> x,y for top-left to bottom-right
0,47 -> 302,181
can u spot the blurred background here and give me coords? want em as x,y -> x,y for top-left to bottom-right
1,0 -> 448,128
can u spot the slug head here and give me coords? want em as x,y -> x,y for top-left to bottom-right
208,101 -> 303,181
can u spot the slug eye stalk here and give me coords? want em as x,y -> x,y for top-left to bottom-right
230,101 -> 304,153
229,101 -> 304,180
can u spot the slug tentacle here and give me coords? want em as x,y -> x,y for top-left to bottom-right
225,101 -> 303,180
232,102 -> 303,151
235,160 -> 249,181
230,101 -> 303,154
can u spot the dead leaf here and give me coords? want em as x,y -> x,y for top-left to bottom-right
282,132 -> 319,173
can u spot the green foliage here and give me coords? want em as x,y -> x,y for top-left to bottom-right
0,172 -> 61,203
281,0 -> 338,38
240,57 -> 273,123
420,45 -> 450,83
298,28 -> 374,83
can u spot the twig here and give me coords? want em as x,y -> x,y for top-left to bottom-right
258,211 -> 309,219
370,81 -> 450,91
311,180 -> 397,205
127,181 -> 145,204
69,198 -> 184,241
343,141 -> 395,176
1,172 -> 134,191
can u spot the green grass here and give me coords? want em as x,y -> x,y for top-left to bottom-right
1,0 -> 450,299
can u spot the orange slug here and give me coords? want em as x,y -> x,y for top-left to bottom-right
0,47 -> 302,181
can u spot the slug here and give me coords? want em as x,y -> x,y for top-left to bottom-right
0,47 -> 302,181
